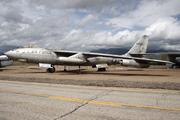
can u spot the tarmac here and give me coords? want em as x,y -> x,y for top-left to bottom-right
0,65 -> 180,90
1,80 -> 180,120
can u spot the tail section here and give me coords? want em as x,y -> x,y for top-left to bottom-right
125,35 -> 149,57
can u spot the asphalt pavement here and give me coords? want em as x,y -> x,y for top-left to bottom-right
0,80 -> 180,120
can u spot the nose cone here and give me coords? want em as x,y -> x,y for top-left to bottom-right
4,50 -> 15,59
4,51 -> 10,56
4,52 -> 8,55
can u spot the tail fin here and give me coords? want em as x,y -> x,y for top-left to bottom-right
125,35 -> 149,57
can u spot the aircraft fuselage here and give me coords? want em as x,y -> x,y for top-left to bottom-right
5,48 -> 118,66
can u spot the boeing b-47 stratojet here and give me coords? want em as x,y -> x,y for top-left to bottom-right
5,35 -> 173,73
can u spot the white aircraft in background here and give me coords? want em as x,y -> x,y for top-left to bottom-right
0,55 -> 13,68
5,35 -> 173,73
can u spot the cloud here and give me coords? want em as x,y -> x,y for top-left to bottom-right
29,0 -> 121,11
0,0 -> 180,54
104,0 -> 180,29
61,16 -> 180,52
144,17 -> 180,51
78,14 -> 99,28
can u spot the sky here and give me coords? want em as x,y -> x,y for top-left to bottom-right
0,0 -> 180,53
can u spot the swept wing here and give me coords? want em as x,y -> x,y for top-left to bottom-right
53,50 -> 174,64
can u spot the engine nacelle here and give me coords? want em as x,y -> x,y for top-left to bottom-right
0,55 -> 10,61
120,59 -> 150,68
0,60 -> 13,67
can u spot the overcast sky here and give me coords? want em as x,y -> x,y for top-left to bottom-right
0,0 -> 180,53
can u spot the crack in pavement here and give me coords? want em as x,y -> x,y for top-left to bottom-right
156,93 -> 168,105
53,90 -> 113,120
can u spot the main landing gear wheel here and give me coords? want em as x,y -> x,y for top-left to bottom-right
98,68 -> 106,71
46,67 -> 55,73
64,66 -> 67,71
172,65 -> 178,69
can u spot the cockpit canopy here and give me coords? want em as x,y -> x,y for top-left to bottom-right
23,45 -> 39,48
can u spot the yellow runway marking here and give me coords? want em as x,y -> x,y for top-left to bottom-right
1,89 -> 180,111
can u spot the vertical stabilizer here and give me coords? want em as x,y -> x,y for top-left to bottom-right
125,35 -> 149,57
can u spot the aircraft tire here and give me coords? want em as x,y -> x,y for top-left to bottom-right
47,67 -> 55,73
46,68 -> 50,73
98,68 -> 106,71
172,65 -> 177,69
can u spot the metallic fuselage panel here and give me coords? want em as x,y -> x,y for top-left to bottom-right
6,48 -> 57,64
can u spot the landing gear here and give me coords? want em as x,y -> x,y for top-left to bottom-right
98,68 -> 106,71
64,66 -> 67,71
172,65 -> 178,69
78,66 -> 81,74
46,67 -> 55,73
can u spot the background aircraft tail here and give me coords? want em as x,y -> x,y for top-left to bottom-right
125,35 -> 149,57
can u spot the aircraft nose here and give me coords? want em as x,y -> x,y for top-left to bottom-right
4,51 -> 10,56
4,51 -> 13,57
4,52 -> 7,55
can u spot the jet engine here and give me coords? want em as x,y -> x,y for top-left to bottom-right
0,55 -> 13,67
0,60 -> 13,67
120,59 -> 150,68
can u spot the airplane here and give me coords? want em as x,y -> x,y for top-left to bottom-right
145,52 -> 180,69
0,55 -> 13,67
4,35 -> 174,73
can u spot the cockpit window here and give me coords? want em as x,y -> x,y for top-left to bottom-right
23,45 -> 39,48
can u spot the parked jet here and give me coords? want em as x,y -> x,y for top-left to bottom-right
0,55 -> 13,67
5,35 -> 173,73
145,52 -> 180,69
